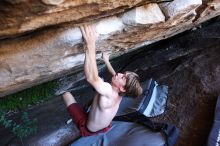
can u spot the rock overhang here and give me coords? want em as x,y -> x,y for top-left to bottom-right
0,0 -> 220,97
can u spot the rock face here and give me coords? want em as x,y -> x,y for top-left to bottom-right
0,0 -> 164,38
41,0 -> 65,5
160,0 -> 202,18
121,3 -> 165,25
0,0 -> 220,97
1,19 -> 220,145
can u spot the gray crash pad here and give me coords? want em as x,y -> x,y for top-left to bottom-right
71,121 -> 166,146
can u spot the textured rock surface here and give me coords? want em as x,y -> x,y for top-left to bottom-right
0,0 -> 165,38
1,19 -> 220,145
160,0 -> 202,18
121,3 -> 165,25
42,0 -> 65,5
0,0 -> 220,97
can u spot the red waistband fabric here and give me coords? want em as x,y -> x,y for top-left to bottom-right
67,103 -> 111,136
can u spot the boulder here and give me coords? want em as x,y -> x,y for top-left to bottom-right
121,3 -> 165,25
0,0 -> 220,97
0,0 -> 164,39
41,0 -> 65,5
159,0 -> 202,18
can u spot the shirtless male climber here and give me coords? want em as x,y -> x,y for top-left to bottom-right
62,24 -> 143,136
